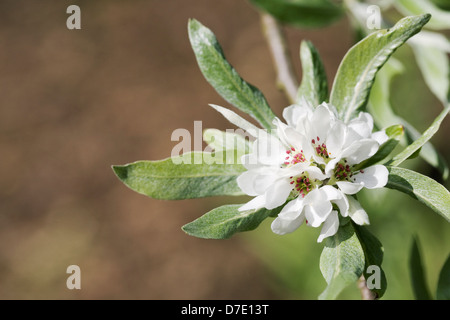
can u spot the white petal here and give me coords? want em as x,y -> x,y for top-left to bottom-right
277,197 -> 304,220
282,99 -> 313,127
264,178 -> 294,209
304,189 -> 332,227
271,198 -> 305,234
372,130 -> 389,145
347,121 -> 371,141
336,181 -> 364,195
325,121 -> 346,158
236,171 -> 260,196
240,153 -> 259,170
253,131 -> 287,165
317,210 -> 339,243
340,139 -> 379,165
354,165 -> 389,189
271,214 -> 305,235
347,196 -> 370,225
238,195 -> 266,211
321,185 -> 349,216
311,104 -> 334,142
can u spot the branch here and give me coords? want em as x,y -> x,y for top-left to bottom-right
357,275 -> 377,300
260,13 -> 299,104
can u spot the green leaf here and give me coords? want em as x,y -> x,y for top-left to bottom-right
188,19 -> 276,130
354,124 -> 403,170
354,225 -> 387,298
385,166 -> 450,222
182,204 -> 280,239
249,0 -> 344,29
368,58 -> 449,179
409,31 -> 450,106
395,0 -> 450,30
409,236 -> 432,300
203,128 -> 252,155
436,253 -> 450,300
330,14 -> 431,123
296,40 -> 328,106
319,222 -> 365,300
389,105 -> 450,167
112,152 -> 246,200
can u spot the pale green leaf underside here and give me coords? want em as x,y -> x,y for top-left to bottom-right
385,166 -> 450,222
330,14 -> 431,123
203,128 -> 252,155
410,41 -> 450,106
296,40 -> 328,106
319,223 -> 365,300
182,204 -> 280,239
112,152 -> 246,200
188,19 -> 276,130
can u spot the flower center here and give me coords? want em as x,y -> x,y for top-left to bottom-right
289,173 -> 317,198
283,147 -> 306,166
312,136 -> 329,159
333,160 -> 353,182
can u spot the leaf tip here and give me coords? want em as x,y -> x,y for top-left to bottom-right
112,165 -> 128,182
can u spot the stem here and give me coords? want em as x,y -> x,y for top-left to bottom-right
260,13 -> 299,104
357,275 -> 377,300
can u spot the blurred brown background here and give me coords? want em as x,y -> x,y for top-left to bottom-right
0,0 -> 405,299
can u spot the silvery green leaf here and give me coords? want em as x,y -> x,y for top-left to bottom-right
385,166 -> 450,222
296,40 -> 328,106
368,58 -> 449,179
182,204 -> 280,239
330,14 -> 431,123
112,151 -> 246,200
188,19 -> 276,130
319,222 -> 365,300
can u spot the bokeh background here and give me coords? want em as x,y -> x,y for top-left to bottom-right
0,0 -> 449,299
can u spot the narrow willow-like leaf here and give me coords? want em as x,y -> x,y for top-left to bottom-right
436,253 -> 450,300
188,19 -> 276,130
409,237 -> 432,300
182,204 -> 280,239
330,14 -> 431,123
354,124 -> 403,170
112,152 -> 246,200
410,32 -> 450,106
354,225 -> 387,298
296,40 -> 328,106
389,106 -> 449,167
385,166 -> 450,222
368,58 -> 449,179
203,128 -> 252,155
250,0 -> 344,29
396,0 -> 450,30
319,223 -> 365,300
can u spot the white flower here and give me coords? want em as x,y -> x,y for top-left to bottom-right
210,100 -> 389,242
